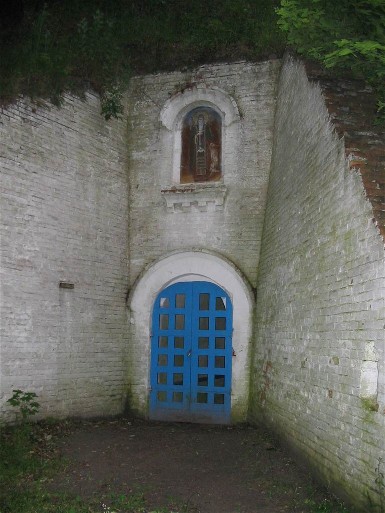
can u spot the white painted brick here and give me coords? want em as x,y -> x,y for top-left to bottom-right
126,61 -> 280,288
253,56 -> 385,511
1,58 -> 384,512
0,93 -> 130,421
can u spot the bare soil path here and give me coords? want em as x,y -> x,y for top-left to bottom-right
51,417 -> 348,513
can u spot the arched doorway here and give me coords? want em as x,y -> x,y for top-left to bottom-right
150,281 -> 233,424
128,250 -> 254,424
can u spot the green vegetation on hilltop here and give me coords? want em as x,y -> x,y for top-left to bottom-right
277,0 -> 385,121
0,0 -> 284,117
0,0 -> 384,120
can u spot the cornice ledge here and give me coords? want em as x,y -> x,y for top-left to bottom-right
161,183 -> 227,213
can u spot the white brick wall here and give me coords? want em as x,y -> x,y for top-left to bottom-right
0,93 -> 130,420
1,57 -> 384,511
127,61 -> 280,288
253,57 -> 385,510
125,61 -> 279,422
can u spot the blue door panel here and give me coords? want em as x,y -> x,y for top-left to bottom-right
150,283 -> 192,414
150,281 -> 232,424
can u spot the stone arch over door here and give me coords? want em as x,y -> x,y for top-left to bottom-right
128,250 -> 254,423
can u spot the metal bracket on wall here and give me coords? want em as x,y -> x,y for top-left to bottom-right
59,282 -> 74,289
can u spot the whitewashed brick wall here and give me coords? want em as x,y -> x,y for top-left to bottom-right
1,57 -> 384,511
125,61 -> 279,421
253,57 -> 385,511
0,93 -> 129,421
127,61 -> 280,289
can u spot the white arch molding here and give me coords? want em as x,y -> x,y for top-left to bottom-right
128,250 -> 254,423
158,85 -> 241,186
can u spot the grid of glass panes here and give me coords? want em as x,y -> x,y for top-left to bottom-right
150,281 -> 232,422
150,284 -> 192,411
190,283 -> 232,414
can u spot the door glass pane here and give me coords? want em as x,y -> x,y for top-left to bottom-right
198,355 -> 208,367
175,294 -> 185,308
152,282 -> 232,420
157,391 -> 167,402
198,337 -> 209,349
215,356 -> 225,368
198,374 -> 208,386
214,375 -> 225,387
158,336 -> 168,348
159,314 -> 169,330
173,392 -> 183,403
215,317 -> 226,330
175,314 -> 185,330
174,355 -> 184,367
215,337 -> 225,349
215,297 -> 226,310
160,297 -> 169,308
174,337 -> 184,349
197,392 -> 208,404
173,373 -> 183,385
214,393 -> 224,404
199,293 -> 209,310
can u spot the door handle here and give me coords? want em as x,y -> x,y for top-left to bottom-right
187,349 -> 192,357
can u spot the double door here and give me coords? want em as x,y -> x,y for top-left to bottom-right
150,281 -> 233,424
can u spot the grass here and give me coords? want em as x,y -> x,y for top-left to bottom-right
302,492 -> 350,513
0,420 -> 197,513
265,480 -> 350,513
0,419 -> 351,513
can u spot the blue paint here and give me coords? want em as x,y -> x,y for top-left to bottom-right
150,281 -> 232,424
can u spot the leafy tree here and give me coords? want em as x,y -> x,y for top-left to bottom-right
276,0 -> 385,120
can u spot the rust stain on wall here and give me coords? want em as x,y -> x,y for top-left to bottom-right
306,61 -> 385,242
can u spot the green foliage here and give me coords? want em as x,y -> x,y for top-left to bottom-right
101,85 -> 125,120
2,0 -> 384,122
276,0 -> 385,121
0,0 -> 285,119
102,492 -> 147,512
0,420 -> 53,513
304,496 -> 350,513
7,389 -> 40,422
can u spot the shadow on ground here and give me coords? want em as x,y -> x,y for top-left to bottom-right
50,417 -> 349,513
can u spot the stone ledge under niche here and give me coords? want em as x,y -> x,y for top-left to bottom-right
161,183 -> 227,213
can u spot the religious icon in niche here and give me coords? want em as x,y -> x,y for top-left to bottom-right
180,107 -> 221,183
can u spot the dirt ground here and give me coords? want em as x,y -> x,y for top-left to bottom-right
51,417 -> 347,513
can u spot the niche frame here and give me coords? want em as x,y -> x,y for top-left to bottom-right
159,86 -> 240,212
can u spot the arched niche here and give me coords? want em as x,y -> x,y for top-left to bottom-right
127,250 -> 254,423
181,106 -> 222,184
159,86 -> 241,188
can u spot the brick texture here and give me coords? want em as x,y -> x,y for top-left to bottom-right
253,56 -> 385,511
127,61 -> 280,289
305,61 -> 385,242
1,57 -> 384,511
0,93 -> 129,421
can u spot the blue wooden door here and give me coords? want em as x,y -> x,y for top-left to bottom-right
150,281 -> 232,424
